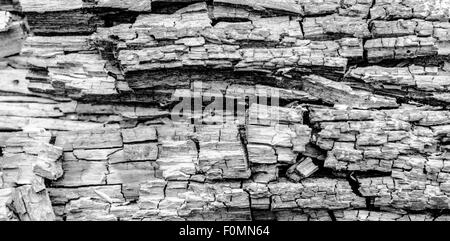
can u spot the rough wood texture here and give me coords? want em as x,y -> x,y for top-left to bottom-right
1,0 -> 450,221
0,10 -> 27,58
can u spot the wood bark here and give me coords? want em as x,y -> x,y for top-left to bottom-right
1,0 -> 450,221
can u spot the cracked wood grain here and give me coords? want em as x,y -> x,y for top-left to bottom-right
1,0 -> 450,221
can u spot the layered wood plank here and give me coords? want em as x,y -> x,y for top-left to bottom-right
1,0 -> 450,221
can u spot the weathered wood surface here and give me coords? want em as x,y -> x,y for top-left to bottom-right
1,0 -> 450,221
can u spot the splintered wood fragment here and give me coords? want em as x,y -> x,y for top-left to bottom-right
19,0 -> 84,12
0,11 -> 11,31
33,157 -> 64,181
214,0 -> 304,16
97,0 -> 152,12
287,157 -> 319,182
0,188 -> 17,221
248,103 -> 305,125
303,75 -> 399,109
295,157 -> 319,178
8,185 -> 56,221
0,11 -> 27,58
94,190 -> 114,204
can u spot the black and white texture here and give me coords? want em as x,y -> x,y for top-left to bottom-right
1,0 -> 450,221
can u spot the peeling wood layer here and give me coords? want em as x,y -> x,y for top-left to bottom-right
1,0 -> 450,221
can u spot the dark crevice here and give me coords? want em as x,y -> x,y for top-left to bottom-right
31,31 -> 97,37
347,171 -> 363,197
49,183 -> 126,188
352,170 -> 392,179
238,125 -> 250,166
277,164 -> 290,179
362,37 -> 370,64
302,107 -> 311,126
365,197 -> 379,211
211,18 -> 251,25
328,210 -> 337,221
429,209 -> 450,220
190,127 -> 201,159
357,55 -> 448,68
25,8 -> 142,36
100,12 -> 139,27
346,172 -> 383,211
49,136 -> 57,145
244,190 -> 255,221
151,1 -> 203,14
298,18 -> 305,38
367,0 -> 376,20
309,167 -> 347,179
